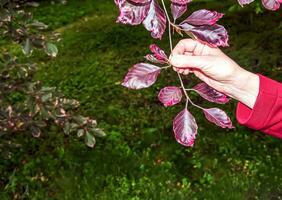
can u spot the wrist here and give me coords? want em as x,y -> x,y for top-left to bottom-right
227,70 -> 259,109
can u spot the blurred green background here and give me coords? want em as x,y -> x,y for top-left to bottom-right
0,0 -> 282,199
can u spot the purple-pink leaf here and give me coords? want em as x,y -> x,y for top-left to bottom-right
237,0 -> 254,6
142,0 -> 166,39
114,0 -> 151,25
171,4 -> 187,21
171,3 -> 187,21
173,109 -> 198,147
158,86 -> 182,107
171,0 -> 191,4
182,9 -> 224,26
122,63 -> 161,89
262,0 -> 281,10
203,108 -> 233,129
145,54 -> 165,64
238,0 -> 281,10
170,0 -> 192,21
145,44 -> 168,64
130,0 -> 152,3
150,44 -> 168,60
193,82 -> 229,104
179,23 -> 229,47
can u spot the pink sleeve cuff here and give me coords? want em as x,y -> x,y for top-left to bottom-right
236,74 -> 282,137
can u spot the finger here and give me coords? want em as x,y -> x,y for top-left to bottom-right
178,69 -> 185,73
193,43 -> 206,56
170,52 -> 192,62
193,70 -> 209,83
170,55 -> 213,70
183,69 -> 190,75
184,52 -> 193,56
171,39 -> 199,56
193,71 -> 222,92
173,67 -> 183,73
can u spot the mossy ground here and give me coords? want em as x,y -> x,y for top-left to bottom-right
1,0 -> 282,199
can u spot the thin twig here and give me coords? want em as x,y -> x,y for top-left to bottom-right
161,0 -> 191,109
161,65 -> 171,69
161,0 -> 173,52
187,97 -> 205,110
185,88 -> 196,92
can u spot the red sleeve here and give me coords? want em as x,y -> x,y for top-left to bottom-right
236,74 -> 282,138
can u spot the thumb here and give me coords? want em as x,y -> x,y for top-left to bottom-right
170,55 -> 212,69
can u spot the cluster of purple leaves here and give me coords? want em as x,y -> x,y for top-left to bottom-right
115,0 -> 279,147
238,0 -> 282,11
114,0 -> 228,47
115,0 -> 233,147
121,43 -> 232,147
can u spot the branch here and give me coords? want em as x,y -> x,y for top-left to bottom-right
161,0 -> 191,108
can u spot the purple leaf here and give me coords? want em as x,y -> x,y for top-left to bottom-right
171,3 -> 187,21
171,4 -> 187,22
193,82 -> 229,104
262,0 -> 281,10
150,44 -> 168,60
237,0 -> 254,6
238,0 -> 281,10
145,44 -> 168,64
145,54 -> 165,64
170,0 -> 192,21
179,23 -> 229,47
173,109 -> 198,147
142,0 -> 166,39
114,0 -> 151,25
158,86 -> 182,107
182,9 -> 224,26
130,0 -> 151,3
171,0 -> 191,4
122,63 -> 161,89
203,108 -> 233,129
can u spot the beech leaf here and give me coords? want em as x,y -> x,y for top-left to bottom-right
171,0 -> 191,4
150,44 -> 168,61
173,109 -> 198,147
31,126 -> 41,138
237,0 -> 255,6
158,86 -> 182,107
114,0 -> 151,25
145,54 -> 165,64
171,2 -> 189,21
122,63 -> 161,89
145,44 -> 168,64
92,128 -> 106,137
262,0 -> 281,10
143,0 -> 166,39
22,38 -> 32,56
180,23 -> 229,47
182,9 -> 224,26
193,82 -> 229,104
238,0 -> 281,10
203,108 -> 233,129
130,0 -> 151,3
85,131 -> 96,148
45,43 -> 58,57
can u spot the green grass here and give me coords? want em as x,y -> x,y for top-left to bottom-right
1,0 -> 282,199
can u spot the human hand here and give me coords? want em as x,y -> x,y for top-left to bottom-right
170,39 -> 259,109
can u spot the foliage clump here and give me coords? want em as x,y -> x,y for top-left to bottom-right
0,0 -> 104,158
